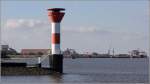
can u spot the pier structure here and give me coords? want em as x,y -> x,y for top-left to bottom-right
47,8 -> 65,73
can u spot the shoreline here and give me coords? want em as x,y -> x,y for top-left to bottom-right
1,57 -> 148,76
1,67 -> 52,76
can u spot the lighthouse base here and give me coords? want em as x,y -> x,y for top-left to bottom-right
49,54 -> 63,73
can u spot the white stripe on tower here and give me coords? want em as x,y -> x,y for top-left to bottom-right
51,44 -> 60,54
51,23 -> 60,33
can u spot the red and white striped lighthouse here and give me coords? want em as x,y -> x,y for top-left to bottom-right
47,8 -> 65,73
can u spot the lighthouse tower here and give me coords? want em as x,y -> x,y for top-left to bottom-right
47,8 -> 65,73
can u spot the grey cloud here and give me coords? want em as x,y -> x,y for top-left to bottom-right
5,19 -> 48,29
62,26 -> 113,36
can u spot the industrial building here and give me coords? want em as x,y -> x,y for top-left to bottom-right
21,49 -> 51,56
1,45 -> 18,58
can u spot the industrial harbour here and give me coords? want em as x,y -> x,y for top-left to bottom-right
1,1 -> 149,84
1,44 -> 149,77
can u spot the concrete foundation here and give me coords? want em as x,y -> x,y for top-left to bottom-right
37,63 -> 41,67
49,54 -> 63,73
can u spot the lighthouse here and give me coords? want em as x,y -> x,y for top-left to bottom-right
47,8 -> 65,73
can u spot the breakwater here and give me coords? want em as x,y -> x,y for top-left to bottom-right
1,67 -> 51,75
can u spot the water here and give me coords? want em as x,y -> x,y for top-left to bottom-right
1,58 -> 149,84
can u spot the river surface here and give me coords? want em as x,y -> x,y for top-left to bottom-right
1,58 -> 149,84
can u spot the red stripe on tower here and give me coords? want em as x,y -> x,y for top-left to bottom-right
48,12 -> 65,23
52,33 -> 60,44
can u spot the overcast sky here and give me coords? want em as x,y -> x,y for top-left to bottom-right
1,0 -> 149,54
